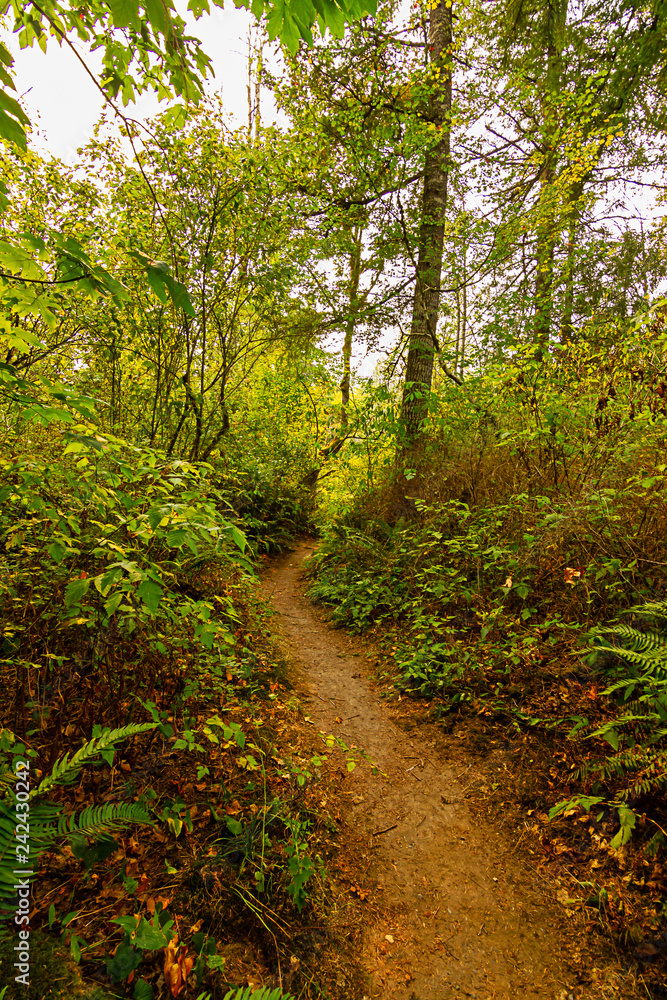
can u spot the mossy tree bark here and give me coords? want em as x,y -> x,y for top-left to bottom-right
399,0 -> 453,461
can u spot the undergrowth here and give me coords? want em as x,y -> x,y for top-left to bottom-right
0,424 -> 339,999
308,334 -> 667,977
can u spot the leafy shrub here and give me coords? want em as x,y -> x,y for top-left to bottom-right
0,429 -> 252,736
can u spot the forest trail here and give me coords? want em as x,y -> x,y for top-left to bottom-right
262,542 -> 574,1000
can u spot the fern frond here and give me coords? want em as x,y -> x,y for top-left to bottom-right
602,624 -> 667,652
0,800 -> 61,901
223,988 -> 294,1000
34,723 -> 157,798
0,726 -> 157,905
597,642 -> 667,674
0,765 -> 15,797
629,600 -> 667,623
56,801 -> 152,839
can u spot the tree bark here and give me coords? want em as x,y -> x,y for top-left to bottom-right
559,179 -> 583,343
399,0 -> 453,454
340,226 -> 362,429
299,225 -> 363,488
533,0 -> 568,360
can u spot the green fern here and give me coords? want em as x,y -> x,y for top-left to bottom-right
34,723 -> 158,798
56,801 -> 151,838
223,987 -> 294,1000
0,799 -> 62,899
0,764 -> 14,796
562,599 -> 667,848
0,723 -> 158,908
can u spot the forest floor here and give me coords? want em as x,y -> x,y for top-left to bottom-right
261,541 -> 660,1000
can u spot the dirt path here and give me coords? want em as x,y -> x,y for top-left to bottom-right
263,542 -> 574,1000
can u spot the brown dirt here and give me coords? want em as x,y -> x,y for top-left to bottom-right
262,541 -> 579,1000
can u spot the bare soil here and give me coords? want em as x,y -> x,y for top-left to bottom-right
262,542 -> 580,1000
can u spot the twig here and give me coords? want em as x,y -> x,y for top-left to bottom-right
372,823 -> 398,837
509,825 -> 528,856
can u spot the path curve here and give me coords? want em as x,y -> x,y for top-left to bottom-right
263,542 -> 572,1000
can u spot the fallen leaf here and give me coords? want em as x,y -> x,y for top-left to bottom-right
147,894 -> 172,915
164,935 -> 195,998
563,565 -> 585,586
556,888 -> 576,907
635,941 -> 660,959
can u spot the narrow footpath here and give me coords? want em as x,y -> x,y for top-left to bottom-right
262,542 -> 576,1000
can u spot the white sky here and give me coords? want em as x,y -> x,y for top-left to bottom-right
3,5 -> 277,161
2,8 -> 396,376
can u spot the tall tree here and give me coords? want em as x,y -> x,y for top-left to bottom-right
399,0 -> 457,457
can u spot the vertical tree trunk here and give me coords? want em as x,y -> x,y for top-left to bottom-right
560,179 -> 583,343
533,179 -> 556,357
300,225 -> 364,490
460,238 -> 467,377
399,0 -> 453,454
340,226 -> 362,429
255,42 -> 263,143
533,0 -> 568,360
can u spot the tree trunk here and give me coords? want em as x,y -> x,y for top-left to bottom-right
534,179 -> 556,357
560,180 -> 583,343
340,226 -> 362,429
300,226 -> 364,489
399,0 -> 453,455
533,0 -> 568,360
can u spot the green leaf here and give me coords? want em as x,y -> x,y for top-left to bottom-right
105,592 -> 123,615
226,817 -> 243,836
133,915 -> 169,951
70,934 -> 82,964
64,577 -> 91,608
134,980 -> 154,1000
0,104 -> 26,150
230,525 -> 247,552
603,728 -> 619,751
48,542 -> 66,562
106,941 -> 143,982
107,0 -> 142,30
147,507 -> 162,530
167,816 -> 183,837
137,580 -> 163,611
70,834 -> 119,870
145,261 -> 196,316
0,89 -> 29,125
144,0 -> 168,35
166,528 -> 189,548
